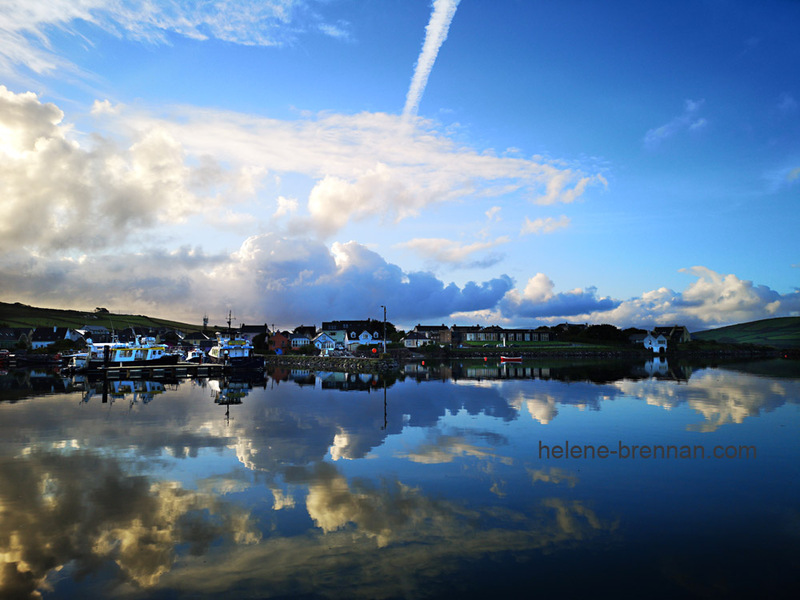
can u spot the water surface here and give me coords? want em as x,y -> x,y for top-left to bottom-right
1,358 -> 798,598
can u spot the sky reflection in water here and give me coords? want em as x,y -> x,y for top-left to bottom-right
1,359 -> 798,599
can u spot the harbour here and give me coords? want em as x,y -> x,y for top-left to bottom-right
1,357 -> 798,598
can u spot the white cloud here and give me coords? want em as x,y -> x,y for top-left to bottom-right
500,273 -> 619,319
91,99 -> 122,115
0,86 -> 241,255
398,236 -> 509,266
495,266 -> 800,329
578,266 -> 800,329
643,99 -> 707,149
520,215 -> 570,235
108,106 -> 602,236
485,206 -> 501,221
273,195 -> 298,218
0,234 -> 515,327
0,0 -> 340,80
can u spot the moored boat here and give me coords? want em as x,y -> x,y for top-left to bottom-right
75,337 -> 180,371
185,348 -> 205,363
206,312 -> 264,370
500,356 -> 523,363
207,332 -> 263,370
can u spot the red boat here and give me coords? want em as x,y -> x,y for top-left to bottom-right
500,356 -> 522,363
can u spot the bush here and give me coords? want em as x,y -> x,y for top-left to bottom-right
29,338 -> 84,354
252,332 -> 268,351
291,344 -> 319,356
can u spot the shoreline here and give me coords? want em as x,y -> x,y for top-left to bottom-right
262,345 -> 784,373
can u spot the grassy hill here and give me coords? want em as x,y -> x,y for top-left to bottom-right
692,317 -> 800,349
0,301 -> 206,333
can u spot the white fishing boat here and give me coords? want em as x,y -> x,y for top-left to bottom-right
207,332 -> 263,369
74,336 -> 180,371
185,348 -> 205,363
206,312 -> 264,370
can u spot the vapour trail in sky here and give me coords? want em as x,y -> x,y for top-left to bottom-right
402,0 -> 461,120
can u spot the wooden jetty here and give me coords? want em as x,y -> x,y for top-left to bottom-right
96,362 -> 227,380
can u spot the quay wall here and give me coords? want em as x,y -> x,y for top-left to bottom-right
262,346 -> 779,374
263,355 -> 397,373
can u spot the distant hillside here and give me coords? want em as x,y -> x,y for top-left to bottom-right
0,301 -> 206,333
692,317 -> 800,349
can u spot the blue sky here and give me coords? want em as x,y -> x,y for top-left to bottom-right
1,0 -> 798,331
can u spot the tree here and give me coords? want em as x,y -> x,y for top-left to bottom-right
252,332 -> 267,351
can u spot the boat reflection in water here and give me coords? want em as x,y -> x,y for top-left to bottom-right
0,357 -> 798,599
80,379 -> 168,405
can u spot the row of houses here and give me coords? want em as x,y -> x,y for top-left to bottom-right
266,320 -> 385,355
1,326 -> 78,351
405,323 -> 691,352
402,324 -> 552,348
267,321 -> 691,354
1,320 -> 693,356
0,325 -> 216,352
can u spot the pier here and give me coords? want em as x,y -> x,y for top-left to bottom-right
94,362 -> 227,379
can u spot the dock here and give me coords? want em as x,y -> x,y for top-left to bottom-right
93,362 -> 228,379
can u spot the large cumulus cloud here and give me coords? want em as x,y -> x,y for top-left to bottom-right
0,86 -> 236,256
0,234 -> 514,325
495,267 -> 800,329
590,266 -> 800,329
209,234 -> 515,324
499,272 -> 620,319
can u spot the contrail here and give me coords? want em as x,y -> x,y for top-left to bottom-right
402,0 -> 461,121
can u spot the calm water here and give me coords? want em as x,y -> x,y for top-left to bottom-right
1,358 -> 799,599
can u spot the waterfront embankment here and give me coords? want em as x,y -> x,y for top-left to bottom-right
263,354 -> 398,373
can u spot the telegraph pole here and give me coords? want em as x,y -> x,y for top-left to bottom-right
380,304 -> 387,354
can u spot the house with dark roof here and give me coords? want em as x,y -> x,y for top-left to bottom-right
268,331 -> 290,354
322,320 -> 383,350
289,332 -> 312,349
293,325 -> 317,339
643,332 -> 668,353
403,331 -> 430,348
31,327 -> 71,349
653,326 -> 691,345
76,324 -> 112,343
412,324 -> 448,343
501,328 -> 550,343
0,328 -> 32,350
239,323 -> 271,342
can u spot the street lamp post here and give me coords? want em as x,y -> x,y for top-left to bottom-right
380,304 -> 387,354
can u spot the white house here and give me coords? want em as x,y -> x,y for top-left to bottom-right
643,332 -> 668,353
345,329 -> 382,351
313,332 -> 337,355
403,331 -> 430,348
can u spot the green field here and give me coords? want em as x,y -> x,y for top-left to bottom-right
692,317 -> 800,349
0,301 -> 206,333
